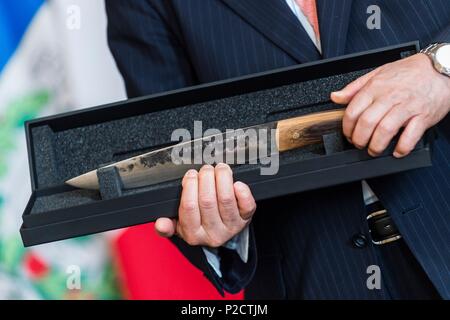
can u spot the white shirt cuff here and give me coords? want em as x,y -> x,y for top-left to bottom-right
202,224 -> 250,278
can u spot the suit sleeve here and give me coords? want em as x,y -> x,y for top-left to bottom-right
105,0 -> 197,97
431,24 -> 450,44
105,0 -> 257,295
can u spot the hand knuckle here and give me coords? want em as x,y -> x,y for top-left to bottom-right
241,201 -> 256,217
352,136 -> 365,148
229,224 -> 245,235
344,109 -> 357,122
219,194 -> 235,208
397,143 -> 412,155
370,144 -> 384,154
360,115 -> 376,128
368,77 -> 382,88
356,76 -> 366,86
402,91 -> 413,101
403,104 -> 418,116
181,200 -> 197,213
185,235 -> 200,246
379,122 -> 394,135
249,201 -> 257,213
241,212 -> 254,222
208,236 -> 225,248
240,199 -> 253,212
199,196 -> 217,210
388,91 -> 402,102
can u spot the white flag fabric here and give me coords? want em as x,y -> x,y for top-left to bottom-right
0,0 -> 126,299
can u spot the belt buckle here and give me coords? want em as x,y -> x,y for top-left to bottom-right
366,208 -> 402,245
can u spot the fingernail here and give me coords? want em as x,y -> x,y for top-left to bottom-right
234,181 -> 248,193
332,91 -> 344,97
393,151 -> 403,158
216,162 -> 230,170
368,150 -> 379,158
234,181 -> 243,189
201,164 -> 214,171
186,169 -> 197,177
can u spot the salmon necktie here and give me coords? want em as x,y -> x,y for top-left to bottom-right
295,0 -> 321,45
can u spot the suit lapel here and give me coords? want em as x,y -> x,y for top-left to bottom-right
316,0 -> 353,58
221,0 -> 321,63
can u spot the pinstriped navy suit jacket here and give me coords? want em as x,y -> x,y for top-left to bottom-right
105,0 -> 450,299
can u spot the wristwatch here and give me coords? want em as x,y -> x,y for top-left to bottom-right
420,43 -> 450,77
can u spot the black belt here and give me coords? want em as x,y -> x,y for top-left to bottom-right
366,201 -> 402,245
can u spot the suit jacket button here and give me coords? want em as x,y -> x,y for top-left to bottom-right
352,233 -> 368,248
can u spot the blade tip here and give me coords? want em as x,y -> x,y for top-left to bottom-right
65,172 -> 100,190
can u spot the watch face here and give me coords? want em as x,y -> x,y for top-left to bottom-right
435,44 -> 450,68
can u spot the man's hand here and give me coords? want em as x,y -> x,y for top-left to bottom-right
331,53 -> 450,158
155,163 -> 256,247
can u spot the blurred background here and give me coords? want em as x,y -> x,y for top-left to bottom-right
0,0 -> 242,300
0,0 -> 125,299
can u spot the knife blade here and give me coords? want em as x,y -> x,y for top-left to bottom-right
66,108 -> 345,190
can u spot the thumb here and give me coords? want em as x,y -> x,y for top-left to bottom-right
331,67 -> 379,104
154,218 -> 177,238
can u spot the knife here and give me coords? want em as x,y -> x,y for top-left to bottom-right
66,108 -> 345,190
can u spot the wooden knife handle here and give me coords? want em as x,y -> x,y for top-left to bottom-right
276,109 -> 345,152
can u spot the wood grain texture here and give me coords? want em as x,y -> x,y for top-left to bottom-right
275,109 -> 345,152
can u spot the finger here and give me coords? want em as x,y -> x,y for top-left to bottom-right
368,104 -> 416,156
234,181 -> 256,221
331,68 -> 380,105
198,165 -> 223,229
178,169 -> 201,234
215,163 -> 241,228
393,116 -> 427,158
342,89 -> 375,140
155,218 -> 177,238
351,98 -> 394,150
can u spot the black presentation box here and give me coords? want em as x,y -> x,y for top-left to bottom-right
20,42 -> 433,247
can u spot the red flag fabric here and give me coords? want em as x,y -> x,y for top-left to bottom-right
112,223 -> 244,300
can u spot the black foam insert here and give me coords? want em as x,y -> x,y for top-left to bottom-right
31,190 -> 100,215
323,132 -> 346,155
29,69 -> 370,215
97,166 -> 123,200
